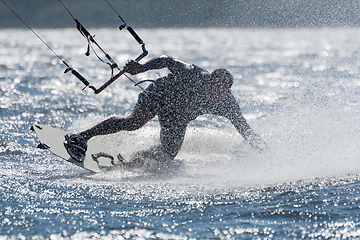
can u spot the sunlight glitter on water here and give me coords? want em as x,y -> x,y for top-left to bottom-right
2,27 -> 360,238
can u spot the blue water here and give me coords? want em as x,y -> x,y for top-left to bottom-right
2,28 -> 360,239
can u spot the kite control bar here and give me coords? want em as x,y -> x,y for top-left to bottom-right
88,44 -> 148,94
85,14 -> 149,94
58,0 -> 149,94
3,0 -> 149,95
65,43 -> 148,94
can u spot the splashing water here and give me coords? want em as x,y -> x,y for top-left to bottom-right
2,28 -> 360,239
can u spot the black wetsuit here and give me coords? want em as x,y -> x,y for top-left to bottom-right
135,56 -> 262,159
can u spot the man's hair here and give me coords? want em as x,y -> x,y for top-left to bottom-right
210,69 -> 234,88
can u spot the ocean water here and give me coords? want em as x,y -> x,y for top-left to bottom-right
2,27 -> 360,239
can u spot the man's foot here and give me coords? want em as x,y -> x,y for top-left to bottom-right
64,134 -> 88,162
116,153 -> 145,168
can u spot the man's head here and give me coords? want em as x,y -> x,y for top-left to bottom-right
208,69 -> 234,103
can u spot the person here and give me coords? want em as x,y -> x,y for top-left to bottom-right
64,55 -> 267,165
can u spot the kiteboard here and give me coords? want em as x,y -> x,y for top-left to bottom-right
32,124 -> 122,172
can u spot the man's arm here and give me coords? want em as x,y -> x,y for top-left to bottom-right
210,94 -> 268,152
124,55 -> 192,75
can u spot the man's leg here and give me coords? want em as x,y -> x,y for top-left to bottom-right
78,106 -> 154,140
160,134 -> 184,159
126,124 -> 187,166
156,123 -> 187,159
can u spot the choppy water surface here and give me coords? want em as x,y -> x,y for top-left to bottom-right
2,28 -> 360,239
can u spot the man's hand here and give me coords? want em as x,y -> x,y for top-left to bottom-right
124,60 -> 143,75
246,131 -> 268,153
